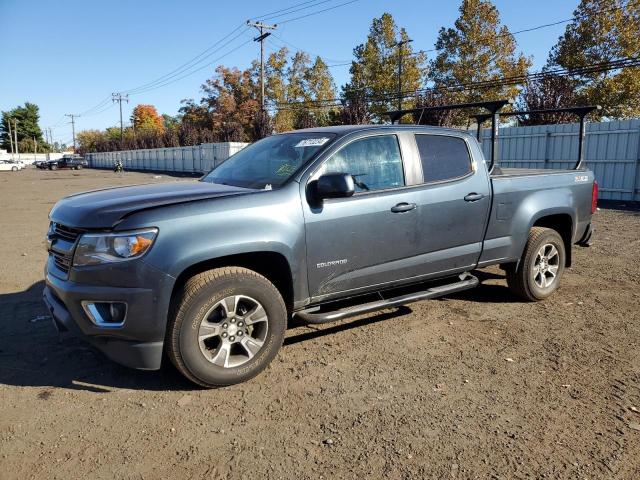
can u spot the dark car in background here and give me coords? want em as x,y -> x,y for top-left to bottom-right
46,155 -> 88,170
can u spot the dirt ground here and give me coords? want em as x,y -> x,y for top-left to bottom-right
0,168 -> 639,479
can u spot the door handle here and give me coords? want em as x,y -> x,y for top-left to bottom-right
391,202 -> 416,213
464,193 -> 485,202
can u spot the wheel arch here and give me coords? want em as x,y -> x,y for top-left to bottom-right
170,251 -> 295,315
531,212 -> 574,267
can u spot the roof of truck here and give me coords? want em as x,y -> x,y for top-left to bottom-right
290,124 -> 473,138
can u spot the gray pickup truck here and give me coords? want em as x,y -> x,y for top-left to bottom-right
43,124 -> 597,387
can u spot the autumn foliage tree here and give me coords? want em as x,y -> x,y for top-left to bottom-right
428,0 -> 531,126
131,104 -> 165,134
345,13 -> 425,121
515,74 -> 578,125
546,0 -> 640,118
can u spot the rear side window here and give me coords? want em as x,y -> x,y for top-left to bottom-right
415,135 -> 472,183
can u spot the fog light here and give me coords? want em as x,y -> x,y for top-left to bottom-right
82,301 -> 127,327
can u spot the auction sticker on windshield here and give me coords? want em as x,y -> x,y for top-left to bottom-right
294,138 -> 330,148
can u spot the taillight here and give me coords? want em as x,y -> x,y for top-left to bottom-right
591,181 -> 598,214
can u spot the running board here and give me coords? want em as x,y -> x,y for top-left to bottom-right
295,273 -> 479,324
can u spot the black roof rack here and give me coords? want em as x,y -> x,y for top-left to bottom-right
472,105 -> 601,170
384,99 -> 513,172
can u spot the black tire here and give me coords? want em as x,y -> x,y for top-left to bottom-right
77,164 -> 83,170
50,164 -> 58,170
506,227 -> 566,301
166,267 -> 287,387
11,166 -> 18,172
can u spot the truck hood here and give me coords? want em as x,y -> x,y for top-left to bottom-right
49,181 -> 255,229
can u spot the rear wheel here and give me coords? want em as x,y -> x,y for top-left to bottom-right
506,227 -> 566,301
166,267 -> 286,387
50,164 -> 58,170
11,166 -> 18,171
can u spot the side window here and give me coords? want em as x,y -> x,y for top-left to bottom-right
415,135 -> 472,183
320,135 -> 405,192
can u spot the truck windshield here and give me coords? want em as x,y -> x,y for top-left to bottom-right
201,132 -> 336,189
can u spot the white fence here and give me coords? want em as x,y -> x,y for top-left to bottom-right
481,119 -> 640,201
86,142 -> 248,174
0,152 -> 66,164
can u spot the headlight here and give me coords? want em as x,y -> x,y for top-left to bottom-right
73,228 -> 158,266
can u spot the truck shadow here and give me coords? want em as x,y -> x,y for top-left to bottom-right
0,272 -> 517,391
0,281 -> 195,392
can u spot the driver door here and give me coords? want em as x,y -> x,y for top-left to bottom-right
303,134 -> 421,301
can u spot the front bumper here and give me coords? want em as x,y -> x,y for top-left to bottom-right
43,262 -> 175,370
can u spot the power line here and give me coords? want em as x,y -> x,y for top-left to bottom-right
255,0 -> 336,21
277,0 -> 362,24
270,33 -> 350,63
408,0 -> 639,59
124,1 -> 357,96
253,0 -> 328,20
272,57 -> 640,109
125,37 -> 255,96
43,0 -> 363,123
121,24 -> 249,95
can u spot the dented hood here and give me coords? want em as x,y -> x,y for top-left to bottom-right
49,181 -> 255,229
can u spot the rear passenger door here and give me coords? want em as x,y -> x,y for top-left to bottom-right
411,134 -> 491,275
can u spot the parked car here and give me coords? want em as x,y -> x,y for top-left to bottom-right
4,160 -> 26,170
43,124 -> 597,387
47,155 -> 88,170
0,160 -> 22,172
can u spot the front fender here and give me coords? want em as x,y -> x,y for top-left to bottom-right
116,183 -> 308,302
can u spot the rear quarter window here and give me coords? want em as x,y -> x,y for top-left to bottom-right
415,135 -> 472,183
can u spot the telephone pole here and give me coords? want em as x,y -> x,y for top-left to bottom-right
396,38 -> 413,111
14,119 -> 19,157
112,93 -> 129,144
247,20 -> 277,110
7,118 -> 14,159
65,114 -> 78,151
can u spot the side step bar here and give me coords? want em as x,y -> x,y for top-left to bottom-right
295,273 -> 479,325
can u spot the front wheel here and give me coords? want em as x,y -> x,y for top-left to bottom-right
506,227 -> 566,301
11,166 -> 18,171
166,267 -> 287,387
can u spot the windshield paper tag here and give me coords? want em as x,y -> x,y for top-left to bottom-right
294,138 -> 330,148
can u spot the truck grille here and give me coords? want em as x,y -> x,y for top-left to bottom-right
48,223 -> 83,275
52,223 -> 81,243
52,251 -> 72,273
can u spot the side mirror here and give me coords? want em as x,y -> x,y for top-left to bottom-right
315,173 -> 355,200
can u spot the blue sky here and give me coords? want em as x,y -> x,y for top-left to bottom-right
1,0 -> 578,144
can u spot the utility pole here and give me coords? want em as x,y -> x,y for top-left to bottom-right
247,20 -> 277,110
14,119 -> 19,158
112,93 -> 129,144
7,118 -> 14,159
65,114 -> 78,151
396,38 -> 413,112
